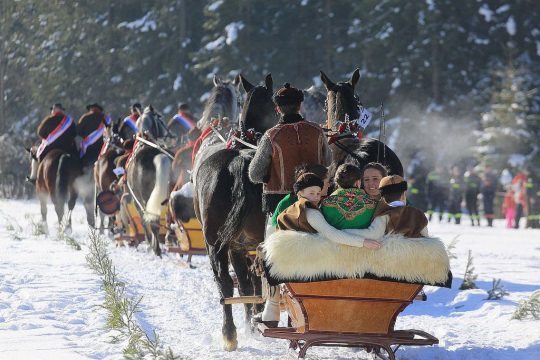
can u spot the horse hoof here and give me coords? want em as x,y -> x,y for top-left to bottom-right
222,338 -> 238,352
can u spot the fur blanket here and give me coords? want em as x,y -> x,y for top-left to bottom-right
263,230 -> 452,287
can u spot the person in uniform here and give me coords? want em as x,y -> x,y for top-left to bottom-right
447,166 -> 465,225
248,83 -> 332,215
464,166 -> 482,226
425,166 -> 447,222
480,164 -> 498,227
27,103 -> 77,184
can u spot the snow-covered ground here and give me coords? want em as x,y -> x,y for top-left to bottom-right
1,199 -> 539,360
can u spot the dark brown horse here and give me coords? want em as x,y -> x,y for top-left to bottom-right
193,74 -> 278,351
321,68 -> 404,179
94,119 -> 127,235
27,147 -> 81,232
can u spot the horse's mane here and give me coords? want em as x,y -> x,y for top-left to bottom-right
200,82 -> 237,128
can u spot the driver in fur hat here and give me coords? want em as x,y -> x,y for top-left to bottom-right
248,83 -> 332,215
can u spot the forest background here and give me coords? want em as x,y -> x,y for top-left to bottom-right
0,0 -> 539,198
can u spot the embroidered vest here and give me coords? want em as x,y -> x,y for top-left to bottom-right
265,121 -> 326,194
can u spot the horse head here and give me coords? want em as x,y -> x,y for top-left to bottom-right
238,73 -> 278,134
320,68 -> 361,130
199,75 -> 242,129
25,145 -> 38,162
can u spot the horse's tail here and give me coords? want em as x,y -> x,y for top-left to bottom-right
144,154 -> 171,223
56,153 -> 71,206
217,154 -> 252,254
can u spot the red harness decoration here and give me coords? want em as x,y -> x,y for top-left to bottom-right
327,120 -> 363,145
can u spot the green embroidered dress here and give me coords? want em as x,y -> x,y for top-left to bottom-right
320,188 -> 378,229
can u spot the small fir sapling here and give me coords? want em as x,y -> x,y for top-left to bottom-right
459,250 -> 478,290
446,235 -> 459,260
485,278 -> 509,300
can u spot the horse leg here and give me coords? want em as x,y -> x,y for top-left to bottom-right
65,188 -> 77,234
52,193 -> 65,233
98,211 -> 106,235
150,222 -> 162,258
229,248 -> 256,325
38,191 -> 49,234
208,244 -> 238,351
135,206 -> 156,254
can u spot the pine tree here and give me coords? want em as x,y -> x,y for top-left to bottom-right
475,57 -> 537,170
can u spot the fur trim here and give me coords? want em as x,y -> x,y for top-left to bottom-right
379,181 -> 408,195
263,230 -> 450,286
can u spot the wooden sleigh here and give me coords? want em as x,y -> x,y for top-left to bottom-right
113,194 -> 208,262
164,218 -> 206,262
258,278 -> 438,360
114,199 -> 169,246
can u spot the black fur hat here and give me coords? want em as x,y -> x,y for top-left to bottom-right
293,173 -> 324,194
273,83 -> 304,107
379,175 -> 408,196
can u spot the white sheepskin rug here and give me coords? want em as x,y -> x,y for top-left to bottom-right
263,230 -> 450,286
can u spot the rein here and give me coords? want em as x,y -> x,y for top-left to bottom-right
135,136 -> 175,160
231,135 -> 258,149
377,103 -> 387,165
210,124 -> 228,144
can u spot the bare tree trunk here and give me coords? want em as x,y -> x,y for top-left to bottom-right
0,1 -> 7,133
325,0 -> 332,72
431,36 -> 441,105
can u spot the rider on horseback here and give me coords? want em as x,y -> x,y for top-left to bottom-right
26,103 -> 77,184
248,83 -> 333,214
77,103 -> 111,171
167,102 -> 196,145
123,103 -> 142,133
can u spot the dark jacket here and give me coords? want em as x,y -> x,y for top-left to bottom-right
37,112 -> 77,160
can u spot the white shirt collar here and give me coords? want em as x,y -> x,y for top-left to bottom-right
388,200 -> 405,207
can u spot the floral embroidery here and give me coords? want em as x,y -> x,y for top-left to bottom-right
321,188 -> 377,217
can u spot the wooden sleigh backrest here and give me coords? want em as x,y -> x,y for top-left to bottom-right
283,278 -> 422,334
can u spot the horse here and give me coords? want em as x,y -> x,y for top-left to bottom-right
320,68 -> 404,180
26,146 -> 81,233
94,118 -> 128,235
193,73 -> 279,351
126,106 -> 174,257
301,85 -> 327,125
166,75 -> 242,244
